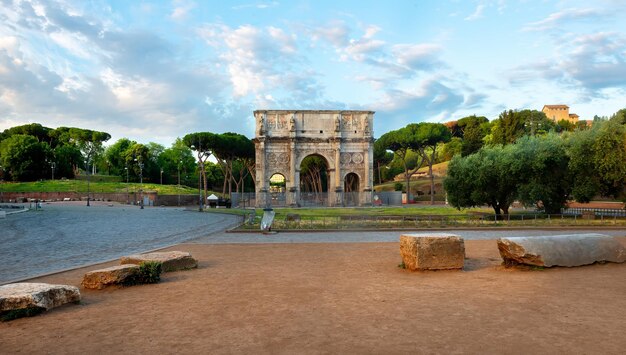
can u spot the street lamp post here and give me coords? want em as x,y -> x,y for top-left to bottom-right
191,145 -> 203,211
125,166 -> 129,204
160,168 -> 163,185
86,158 -> 91,207
135,158 -> 144,209
0,165 -> 4,203
177,160 -> 182,206
51,162 -> 55,180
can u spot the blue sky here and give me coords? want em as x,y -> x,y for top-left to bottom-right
1,0 -> 625,145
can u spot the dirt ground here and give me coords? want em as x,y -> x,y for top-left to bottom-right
2,238 -> 626,354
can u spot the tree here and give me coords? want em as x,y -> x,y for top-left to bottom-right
567,128 -> 600,203
444,145 -> 519,217
0,134 -> 52,181
157,138 -> 196,185
373,139 -> 394,184
53,144 -> 82,179
415,123 -> 451,204
593,120 -> 626,198
556,119 -> 576,132
441,137 -> 462,161
183,132 -> 219,201
513,134 -> 571,214
461,121 -> 487,156
377,124 -> 427,197
105,138 -> 134,177
610,108 -> 626,125
68,128 -> 111,175
0,123 -> 52,145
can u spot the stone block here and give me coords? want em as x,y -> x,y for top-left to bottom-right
400,233 -> 465,271
498,234 -> 626,267
0,283 -> 81,314
120,251 -> 198,272
81,264 -> 140,290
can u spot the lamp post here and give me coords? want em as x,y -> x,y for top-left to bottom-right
191,144 -> 203,211
0,165 -> 4,203
160,168 -> 163,185
86,158 -> 91,207
51,162 -> 55,180
177,160 -> 182,206
125,166 -> 129,204
134,158 -> 144,209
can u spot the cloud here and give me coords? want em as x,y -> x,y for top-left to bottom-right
170,0 -> 196,21
508,32 -> 626,94
309,20 -> 350,47
231,2 -> 279,10
391,43 -> 443,72
523,8 -> 606,31
465,4 -> 485,21
199,24 -> 312,100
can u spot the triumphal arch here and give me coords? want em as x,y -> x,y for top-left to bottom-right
254,110 -> 374,207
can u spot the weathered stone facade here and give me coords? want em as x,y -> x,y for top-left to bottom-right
254,110 -> 374,207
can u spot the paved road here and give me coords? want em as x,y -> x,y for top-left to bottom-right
0,203 -> 241,284
190,229 -> 626,244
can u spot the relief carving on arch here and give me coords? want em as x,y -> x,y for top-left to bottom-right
340,152 -> 365,168
266,114 -> 288,131
341,114 -> 362,131
267,151 -> 290,171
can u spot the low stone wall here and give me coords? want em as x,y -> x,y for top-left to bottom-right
0,192 -> 200,206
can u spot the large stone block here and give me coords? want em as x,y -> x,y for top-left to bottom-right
0,283 -> 81,313
497,234 -> 626,267
81,264 -> 140,290
120,251 -> 198,272
400,233 -> 465,271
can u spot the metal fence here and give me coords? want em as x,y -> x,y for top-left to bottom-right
231,191 -> 405,208
239,212 -> 626,230
561,207 -> 626,217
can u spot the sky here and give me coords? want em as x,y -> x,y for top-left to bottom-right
1,0 -> 625,146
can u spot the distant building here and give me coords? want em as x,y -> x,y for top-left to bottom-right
542,105 -> 580,123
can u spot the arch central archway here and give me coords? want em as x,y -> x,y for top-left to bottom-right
299,154 -> 330,206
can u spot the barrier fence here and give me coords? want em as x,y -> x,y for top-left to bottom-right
238,212 -> 626,230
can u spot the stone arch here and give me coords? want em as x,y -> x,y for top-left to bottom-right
254,110 -> 374,207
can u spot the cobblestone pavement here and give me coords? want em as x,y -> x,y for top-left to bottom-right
190,228 -> 626,244
0,203 -> 241,284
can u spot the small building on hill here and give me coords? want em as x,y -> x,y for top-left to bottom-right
542,105 -> 580,123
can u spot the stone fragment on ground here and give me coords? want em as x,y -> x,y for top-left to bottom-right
497,234 -> 626,267
0,283 -> 81,316
400,233 -> 465,271
81,265 -> 140,290
120,251 -> 198,272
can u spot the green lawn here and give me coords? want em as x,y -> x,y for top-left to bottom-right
206,205 -> 493,220
0,179 -> 199,195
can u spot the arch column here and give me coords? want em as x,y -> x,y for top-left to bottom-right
287,139 -> 297,206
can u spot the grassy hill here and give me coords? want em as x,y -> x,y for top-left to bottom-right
375,161 -> 449,200
0,179 -> 199,195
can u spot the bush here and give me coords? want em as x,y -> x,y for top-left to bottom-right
393,182 -> 403,192
124,261 -> 162,285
